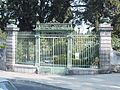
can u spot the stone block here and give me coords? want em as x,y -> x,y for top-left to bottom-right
111,65 -> 120,73
98,69 -> 112,74
67,68 -> 99,75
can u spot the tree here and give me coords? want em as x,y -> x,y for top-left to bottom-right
0,28 -> 6,48
37,0 -> 72,23
80,0 -> 113,31
0,0 -> 8,30
81,0 -> 120,51
0,0 -> 72,31
111,0 -> 120,51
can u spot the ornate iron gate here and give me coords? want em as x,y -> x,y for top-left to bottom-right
37,34 -> 99,74
15,23 -> 100,74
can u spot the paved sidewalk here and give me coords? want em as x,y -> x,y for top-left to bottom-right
0,70 -> 120,90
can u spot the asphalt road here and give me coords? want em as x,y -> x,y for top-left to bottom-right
12,82 -> 70,90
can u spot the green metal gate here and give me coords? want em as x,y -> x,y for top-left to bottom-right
15,23 -> 100,74
38,34 -> 68,74
37,34 -> 99,74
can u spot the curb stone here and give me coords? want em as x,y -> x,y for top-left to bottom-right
4,78 -> 71,90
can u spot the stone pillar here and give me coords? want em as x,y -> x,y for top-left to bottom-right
99,23 -> 113,74
5,20 -> 19,71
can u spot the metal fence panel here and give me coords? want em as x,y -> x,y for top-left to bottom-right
72,35 -> 99,68
16,32 -> 36,65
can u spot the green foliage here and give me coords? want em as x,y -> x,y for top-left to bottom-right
72,44 -> 99,68
0,29 -> 6,49
0,0 -> 71,31
108,0 -> 120,15
51,0 -> 72,23
81,0 -> 120,32
0,29 -> 6,40
0,0 -> 8,30
81,0 -> 120,51
54,38 -> 67,55
54,54 -> 67,65
112,35 -> 120,52
82,0 -> 109,31
109,0 -> 120,51
7,0 -> 39,31
0,44 -> 5,48
40,38 -> 52,56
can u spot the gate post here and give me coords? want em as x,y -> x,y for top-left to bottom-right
99,23 -> 113,74
5,19 -> 19,71
67,35 -> 72,69
35,31 -> 40,73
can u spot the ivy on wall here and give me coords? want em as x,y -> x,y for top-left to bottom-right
0,29 -> 6,49
112,35 -> 120,52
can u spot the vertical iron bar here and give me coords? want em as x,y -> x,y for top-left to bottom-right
52,38 -> 55,74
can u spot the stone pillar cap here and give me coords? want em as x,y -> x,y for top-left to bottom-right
5,24 -> 19,31
99,22 -> 112,27
99,23 -> 113,31
7,24 -> 17,28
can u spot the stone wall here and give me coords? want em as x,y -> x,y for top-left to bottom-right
111,50 -> 120,72
0,49 -> 6,70
111,50 -> 120,64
